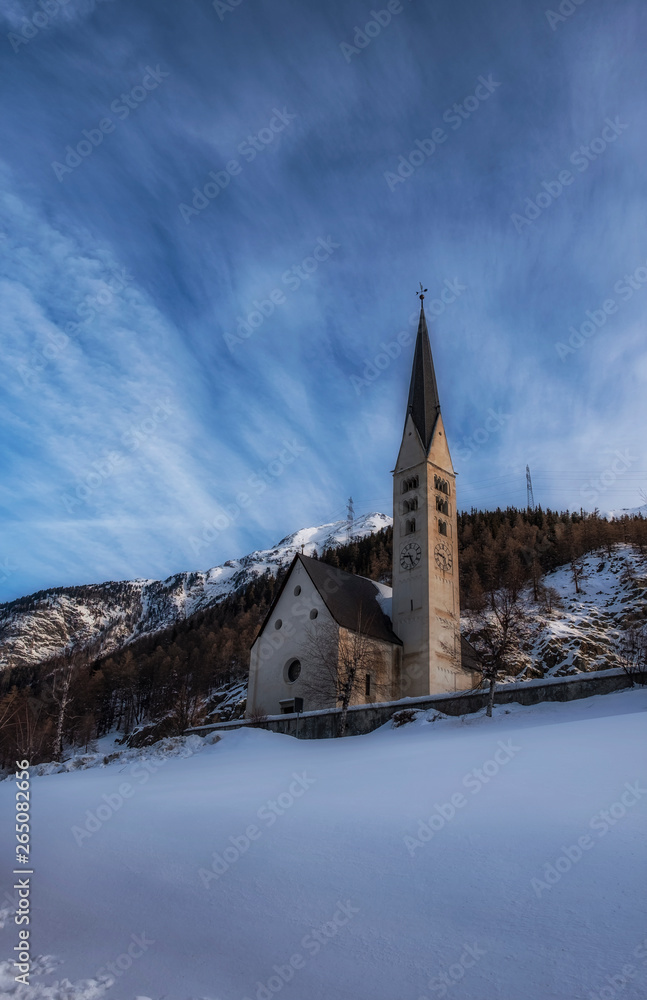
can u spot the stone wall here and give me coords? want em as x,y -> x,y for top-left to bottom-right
186,669 -> 645,741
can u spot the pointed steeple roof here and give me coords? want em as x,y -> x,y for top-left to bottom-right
405,297 -> 441,451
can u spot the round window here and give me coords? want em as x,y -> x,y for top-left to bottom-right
294,585 -> 301,596
287,659 -> 301,682
309,609 -> 318,620
274,619 -> 282,630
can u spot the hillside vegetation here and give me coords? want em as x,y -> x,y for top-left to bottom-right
0,507 -> 645,766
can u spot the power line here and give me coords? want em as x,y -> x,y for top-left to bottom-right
316,469 -> 647,524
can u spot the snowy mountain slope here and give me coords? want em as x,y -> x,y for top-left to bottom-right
1,515 -> 644,684
601,504 -> 647,519
0,688 -> 645,999
464,544 -> 647,680
0,513 -> 392,671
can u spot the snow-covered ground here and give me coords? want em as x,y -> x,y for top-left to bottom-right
1,687 -> 646,999
465,544 -> 647,680
525,544 -> 646,674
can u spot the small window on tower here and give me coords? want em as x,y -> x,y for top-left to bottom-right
436,496 -> 449,515
406,518 -> 416,534
438,520 -> 447,536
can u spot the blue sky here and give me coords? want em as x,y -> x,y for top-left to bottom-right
1,0 -> 646,601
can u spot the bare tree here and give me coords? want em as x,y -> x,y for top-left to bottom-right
615,627 -> 647,687
468,587 -> 526,717
536,583 -> 563,614
0,690 -> 21,742
570,555 -> 585,594
302,608 -> 386,737
246,706 -> 269,729
45,649 -> 77,760
528,551 -> 543,603
77,713 -> 98,754
0,690 -> 41,767
169,672 -> 206,735
439,618 -> 483,692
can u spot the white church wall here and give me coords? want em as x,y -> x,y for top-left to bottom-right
247,560 -> 339,717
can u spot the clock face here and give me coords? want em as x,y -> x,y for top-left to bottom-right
434,541 -> 453,573
400,541 -> 422,571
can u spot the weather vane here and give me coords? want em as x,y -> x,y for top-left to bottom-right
418,282 -> 428,301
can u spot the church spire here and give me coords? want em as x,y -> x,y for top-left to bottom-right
405,288 -> 441,452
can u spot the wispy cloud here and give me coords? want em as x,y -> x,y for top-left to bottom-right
0,0 -> 645,599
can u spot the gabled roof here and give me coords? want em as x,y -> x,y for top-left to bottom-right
253,554 -> 402,647
406,300 -> 441,452
300,555 -> 402,645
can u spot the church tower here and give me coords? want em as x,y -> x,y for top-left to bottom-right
392,291 -> 470,695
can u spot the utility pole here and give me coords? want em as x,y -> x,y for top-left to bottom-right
294,697 -> 303,739
526,465 -> 535,512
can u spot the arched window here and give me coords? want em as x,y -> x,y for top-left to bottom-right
435,496 -> 449,515
434,475 -> 449,495
406,518 -> 416,534
438,520 -> 447,536
402,476 -> 419,494
402,497 -> 418,514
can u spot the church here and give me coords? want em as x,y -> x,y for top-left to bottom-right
246,292 -> 481,718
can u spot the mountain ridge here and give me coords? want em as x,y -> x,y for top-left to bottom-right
0,512 -> 391,671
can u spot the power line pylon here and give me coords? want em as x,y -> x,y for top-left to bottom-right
346,496 -> 355,544
526,465 -> 535,512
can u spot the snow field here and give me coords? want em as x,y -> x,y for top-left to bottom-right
0,687 -> 645,999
